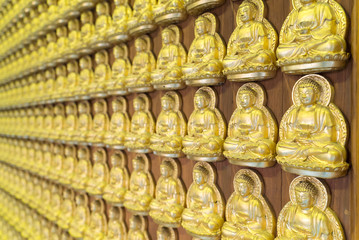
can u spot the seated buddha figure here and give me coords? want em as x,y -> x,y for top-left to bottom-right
55,25 -> 69,61
43,68 -> 56,102
276,74 -> 348,178
50,104 -> 65,140
106,44 -> 131,95
151,26 -> 187,90
75,56 -> 94,97
71,147 -> 92,191
124,154 -> 154,215
276,176 -> 344,240
47,184 -> 63,222
45,31 -> 58,64
127,215 -> 150,240
58,145 -> 77,186
106,206 -> 127,240
86,148 -> 110,196
57,189 -> 76,229
276,0 -> 349,74
64,60 -> 79,99
73,101 -> 92,143
79,11 -> 95,54
126,36 -> 156,92
182,13 -> 225,86
107,0 -> 132,43
222,169 -> 274,240
103,151 -> 129,206
86,99 -> 109,146
150,92 -> 186,157
124,94 -> 155,152
157,226 -> 177,240
83,199 -> 108,240
90,2 -> 112,48
67,19 -> 82,57
182,87 -> 226,161
154,0 -> 186,25
223,83 -> 277,167
53,64 -> 68,100
60,103 -> 78,141
68,194 -> 91,238
104,97 -> 130,149
127,0 -> 156,36
149,158 -> 185,227
88,50 -> 111,97
48,144 -> 65,181
182,162 -> 224,239
223,0 -> 277,81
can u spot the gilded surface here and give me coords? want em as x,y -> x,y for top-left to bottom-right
127,215 -> 150,240
150,92 -> 187,157
277,0 -> 349,74
108,0 -> 132,43
182,87 -> 226,161
223,0 -> 277,81
157,226 -> 177,240
149,158 -> 186,227
154,0 -> 187,25
106,206 -> 127,240
86,148 -> 110,196
222,169 -> 275,240
68,194 -> 90,238
71,147 -> 92,191
276,74 -> 348,178
276,176 -> 344,240
90,2 -> 112,49
88,50 -> 111,97
128,0 -> 157,36
223,83 -> 277,167
83,199 -> 108,240
86,99 -> 110,146
182,162 -> 224,239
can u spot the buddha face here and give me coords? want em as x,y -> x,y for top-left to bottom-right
65,147 -> 73,156
239,4 -> 255,23
93,151 -> 104,163
81,12 -> 91,24
195,19 -> 209,35
109,208 -> 118,219
133,98 -> 145,111
194,93 -> 209,110
94,102 -> 104,113
80,57 -> 91,69
161,97 -> 174,111
237,181 -> 253,197
133,158 -> 144,171
160,163 -> 173,178
68,20 -> 79,31
295,189 -> 315,210
194,169 -> 207,185
129,217 -> 140,230
299,86 -> 317,106
157,228 -> 171,240
96,3 -> 107,15
56,27 -> 66,37
46,33 -> 56,42
95,52 -> 107,64
239,92 -> 255,109
114,46 -> 124,59
67,62 -> 77,72
135,39 -> 146,52
162,30 -> 174,45
110,155 -> 122,166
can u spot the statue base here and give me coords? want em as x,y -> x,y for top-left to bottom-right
185,76 -> 225,87
185,0 -> 225,15
106,144 -> 126,150
128,85 -> 154,93
280,164 -> 349,179
106,88 -> 128,96
78,47 -> 94,55
227,157 -> 276,168
126,147 -> 152,153
153,81 -> 186,90
151,216 -> 181,228
55,18 -> 68,27
226,70 -> 276,82
89,91 -> 107,98
280,60 -> 348,75
155,11 -> 187,25
65,10 -> 81,19
153,151 -> 184,158
66,52 -> 81,60
108,33 -> 131,43
77,1 -> 96,11
129,23 -> 157,37
89,142 -> 106,147
90,40 -> 112,51
186,154 -> 225,162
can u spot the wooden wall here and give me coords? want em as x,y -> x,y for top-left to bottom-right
96,0 -> 357,239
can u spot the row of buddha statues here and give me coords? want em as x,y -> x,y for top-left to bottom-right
0,74 -> 349,178
0,152 -> 345,240
0,0 -> 350,88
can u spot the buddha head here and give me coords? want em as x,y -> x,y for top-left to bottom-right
298,80 -> 321,106
193,165 -> 209,185
45,68 -> 55,79
54,144 -> 63,155
81,11 -> 93,24
91,199 -> 104,212
157,226 -> 172,240
77,147 -> 89,160
96,2 -> 109,16
94,100 -> 106,113
64,145 -> 75,157
129,215 -> 142,230
95,50 -> 108,65
294,180 -> 317,210
194,90 -> 211,110
109,206 -> 120,220
135,38 -> 147,53
68,19 -> 80,31
56,65 -> 67,76
113,45 -> 125,59
161,94 -> 175,111
112,98 -> 123,112
66,104 -> 75,115
56,26 -> 67,38
238,1 -> 257,23
46,32 -> 57,43
133,96 -> 145,111
43,143 -> 51,152
162,28 -> 176,45
160,160 -> 174,178
238,87 -> 257,109
93,148 -> 106,163
54,104 -> 64,115
195,16 -> 211,36
80,56 -> 92,69
67,60 -> 79,73
78,101 -> 89,114
133,156 -> 145,171
110,152 -> 123,167
75,194 -> 87,206
235,174 -> 254,198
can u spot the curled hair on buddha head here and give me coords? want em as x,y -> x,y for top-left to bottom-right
161,94 -> 175,104
194,165 -> 209,176
235,173 -> 255,188
298,79 -> 322,93
161,160 -> 174,171
295,180 -> 318,199
239,86 -> 257,98
240,0 -> 258,12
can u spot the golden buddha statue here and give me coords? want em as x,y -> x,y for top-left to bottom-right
88,50 -> 111,97
50,103 -> 65,140
157,226 -> 177,240
58,145 -> 77,186
53,64 -> 68,100
48,184 -> 63,222
66,19 -> 82,59
41,105 -> 54,139
73,101 -> 92,143
276,176 -> 344,240
182,87 -> 226,161
68,193 -> 91,238
149,158 -> 185,227
71,146 -> 92,191
103,151 -> 129,206
34,107 -> 44,139
65,60 -> 79,99
61,103 -> 78,142
57,188 -> 76,229
49,144 -> 65,181
182,162 -> 224,239
39,143 -> 53,177
223,83 -> 277,167
276,74 -> 348,178
276,0 -> 349,74
154,0 -> 186,25
107,0 -> 132,43
86,99 -> 109,146
55,25 -> 69,63
150,92 -> 186,157
222,169 -> 275,240
45,31 -> 58,66
151,26 -> 187,90
90,1 -> 112,49
124,154 -> 155,215
124,94 -> 155,152
83,199 -> 108,240
76,56 -> 94,98
44,68 -> 56,102
79,11 -> 96,55
185,0 -> 223,15
127,215 -> 150,240
128,0 -> 157,36
106,206 -> 127,240
106,44 -> 131,95
182,13 -> 225,86
223,0 -> 277,81
86,148 -> 110,196
104,97 -> 130,149
126,36 -> 156,92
